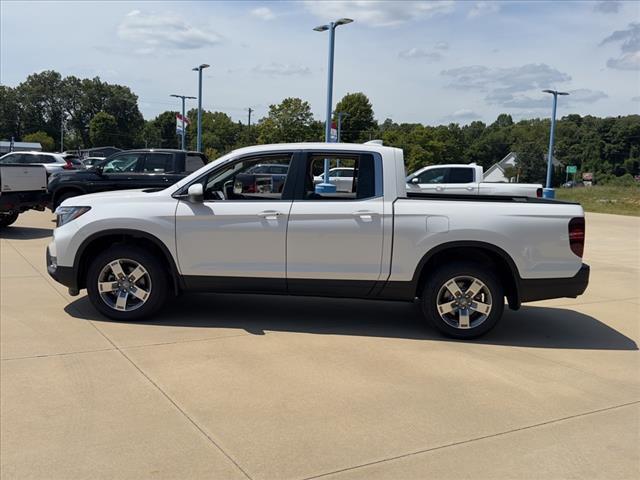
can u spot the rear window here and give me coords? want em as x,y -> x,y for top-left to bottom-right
28,154 -> 57,164
448,168 -> 474,183
185,154 -> 206,172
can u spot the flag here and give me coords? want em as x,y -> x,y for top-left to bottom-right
176,113 -> 190,135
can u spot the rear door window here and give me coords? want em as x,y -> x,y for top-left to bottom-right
305,153 -> 377,200
142,153 -> 173,173
447,168 -> 474,183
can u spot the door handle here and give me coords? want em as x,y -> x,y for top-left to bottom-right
435,186 -> 444,191
465,186 -> 474,191
258,210 -> 281,220
354,210 -> 375,222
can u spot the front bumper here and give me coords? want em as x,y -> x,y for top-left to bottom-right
46,245 -> 78,294
519,264 -> 590,303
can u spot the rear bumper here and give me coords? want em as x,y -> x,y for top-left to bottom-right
519,264 -> 590,303
46,245 -> 77,292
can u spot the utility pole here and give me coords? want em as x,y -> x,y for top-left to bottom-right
542,89 -> 569,197
170,94 -> 196,150
192,64 -> 210,153
247,107 -> 253,128
60,115 -> 64,152
313,17 -> 353,193
336,112 -> 349,142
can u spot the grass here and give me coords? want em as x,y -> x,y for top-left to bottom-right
555,185 -> 640,216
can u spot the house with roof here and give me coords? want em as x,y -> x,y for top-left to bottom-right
0,141 -> 42,154
484,152 -> 563,182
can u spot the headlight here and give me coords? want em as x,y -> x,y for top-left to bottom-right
55,206 -> 91,227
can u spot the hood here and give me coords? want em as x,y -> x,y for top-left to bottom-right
59,189 -> 156,207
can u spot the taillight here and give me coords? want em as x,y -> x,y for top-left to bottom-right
62,161 -> 74,170
536,188 -> 543,198
568,217 -> 585,257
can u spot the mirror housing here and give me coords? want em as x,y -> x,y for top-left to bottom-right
187,183 -> 204,203
411,177 -> 419,184
94,165 -> 104,176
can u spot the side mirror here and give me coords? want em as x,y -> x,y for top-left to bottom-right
94,165 -> 104,175
411,177 -> 420,184
187,183 -> 204,203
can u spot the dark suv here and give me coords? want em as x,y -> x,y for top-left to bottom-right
48,149 -> 207,209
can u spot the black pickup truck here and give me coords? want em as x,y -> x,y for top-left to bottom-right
48,149 -> 207,209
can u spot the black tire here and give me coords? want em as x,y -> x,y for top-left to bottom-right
54,190 -> 82,210
0,211 -> 19,228
421,261 -> 504,339
86,245 -> 169,321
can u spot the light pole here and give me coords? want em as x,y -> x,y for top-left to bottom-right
192,64 -> 210,152
170,94 -> 196,150
314,17 -> 353,193
542,89 -> 569,196
336,111 -> 349,142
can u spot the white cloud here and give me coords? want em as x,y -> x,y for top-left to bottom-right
435,41 -> 449,50
398,47 -> 443,61
593,1 -> 621,14
468,1 -> 500,18
252,63 -> 311,76
440,64 -> 606,109
452,109 -> 480,119
251,7 -> 275,21
600,23 -> 640,71
304,0 -> 454,27
117,10 -> 221,54
632,96 -> 640,102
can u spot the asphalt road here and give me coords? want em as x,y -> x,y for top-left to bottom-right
1,210 -> 638,479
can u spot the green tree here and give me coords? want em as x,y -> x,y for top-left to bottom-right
89,111 -> 118,147
152,111 -> 180,149
140,120 -> 162,148
0,86 -> 21,140
256,98 -> 317,143
334,92 -> 376,143
23,131 -> 55,152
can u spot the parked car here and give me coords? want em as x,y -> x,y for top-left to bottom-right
0,164 -> 49,227
47,149 -> 207,209
0,151 -> 80,174
234,163 -> 289,196
314,167 -> 354,192
47,142 -> 589,339
81,156 -> 106,169
407,164 -> 543,197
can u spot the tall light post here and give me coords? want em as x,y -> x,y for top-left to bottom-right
542,89 -> 569,196
192,64 -> 210,152
170,94 -> 196,150
314,18 -> 353,193
336,111 -> 349,142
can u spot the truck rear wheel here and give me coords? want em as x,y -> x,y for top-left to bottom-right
0,211 -> 19,228
86,245 -> 169,321
421,262 -> 504,339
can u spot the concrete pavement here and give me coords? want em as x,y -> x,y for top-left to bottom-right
1,211 -> 638,479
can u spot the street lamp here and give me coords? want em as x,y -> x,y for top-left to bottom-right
170,94 -> 196,150
542,89 -> 569,196
192,64 -> 210,152
314,17 -> 353,193
336,111 -> 349,143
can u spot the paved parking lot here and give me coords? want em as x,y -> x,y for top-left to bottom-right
1,210 -> 638,479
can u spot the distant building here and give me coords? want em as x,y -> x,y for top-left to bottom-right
0,141 -> 42,154
484,152 -> 563,183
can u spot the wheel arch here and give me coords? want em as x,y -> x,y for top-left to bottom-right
412,241 -> 521,310
74,229 -> 181,294
53,186 -> 87,209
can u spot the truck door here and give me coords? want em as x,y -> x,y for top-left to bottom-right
175,152 -> 296,292
442,167 -> 477,194
286,152 -> 384,297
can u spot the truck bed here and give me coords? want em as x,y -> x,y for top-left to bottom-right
405,191 -> 574,205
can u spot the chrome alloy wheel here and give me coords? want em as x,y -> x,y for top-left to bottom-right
436,276 -> 493,330
97,258 -> 152,312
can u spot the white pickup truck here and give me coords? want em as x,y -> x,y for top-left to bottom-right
407,164 -> 543,198
47,143 -> 589,338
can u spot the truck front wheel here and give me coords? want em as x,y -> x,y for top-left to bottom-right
421,262 -> 504,339
0,211 -> 19,228
86,245 -> 169,321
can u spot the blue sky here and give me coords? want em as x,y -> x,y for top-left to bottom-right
1,0 -> 639,125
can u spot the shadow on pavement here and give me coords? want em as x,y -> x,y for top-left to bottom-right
0,226 -> 52,240
66,293 -> 638,351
